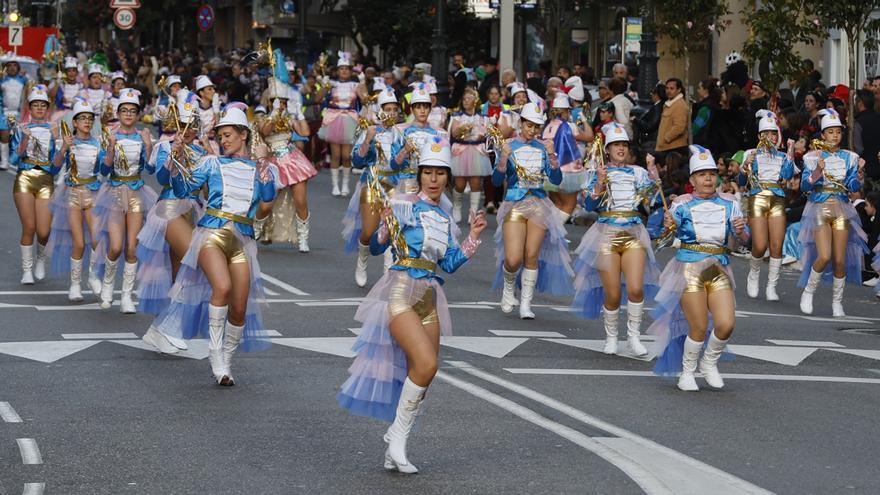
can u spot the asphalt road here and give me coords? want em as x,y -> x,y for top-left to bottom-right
1,166 -> 879,495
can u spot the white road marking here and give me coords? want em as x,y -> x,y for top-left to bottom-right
542,338 -> 658,362
434,370 -> 671,495
489,330 -> 566,338
63,333 -> 139,340
270,337 -> 358,358
727,345 -> 817,366
263,287 -> 280,296
502,368 -> 880,384
765,339 -> 842,347
260,273 -> 310,296
447,303 -> 495,309
0,290 -> 119,295
830,349 -> 880,361
441,336 -> 528,358
17,438 -> 42,465
22,483 -> 45,495
295,301 -> 359,307
0,402 -> 23,423
448,361 -> 772,494
0,340 -> 102,363
112,339 -> 210,360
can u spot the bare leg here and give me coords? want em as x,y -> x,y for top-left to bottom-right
811,224 -> 832,274
14,192 -> 37,246
750,216 -> 769,258
620,248 -> 646,304
199,247 -> 232,308
34,198 -> 52,245
707,289 -> 736,340
165,216 -> 193,281
502,221 -> 526,272
124,212 -> 143,263
681,291 -> 709,343
597,253 -> 622,311
69,207 -> 86,260
523,222 -> 547,270
767,216 -> 786,259
291,182 -> 309,220
227,261 -> 251,326
389,312 -> 440,387
831,228 -> 849,279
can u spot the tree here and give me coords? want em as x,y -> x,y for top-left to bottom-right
740,0 -> 822,94
811,1 -> 880,146
650,0 -> 731,144
345,0 -> 485,66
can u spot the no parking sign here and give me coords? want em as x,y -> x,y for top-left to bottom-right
197,4 -> 215,32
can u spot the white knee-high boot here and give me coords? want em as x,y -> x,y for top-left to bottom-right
468,191 -> 482,215
221,321 -> 244,386
765,257 -> 782,301
295,213 -> 310,253
519,268 -> 538,319
602,306 -> 619,354
119,261 -> 138,314
69,258 -> 84,302
208,304 -> 229,383
501,268 -> 517,313
100,258 -> 119,309
34,242 -> 48,281
384,377 -> 426,474
330,168 -> 341,196
452,190 -> 463,223
699,333 -> 729,389
832,276 -> 846,317
355,242 -> 369,287
341,167 -> 351,196
626,300 -> 647,356
87,249 -> 102,295
20,244 -> 34,285
746,255 -> 761,298
0,141 -> 9,169
677,337 -> 703,392
800,268 -> 823,314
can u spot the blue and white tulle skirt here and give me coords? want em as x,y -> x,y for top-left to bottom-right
647,257 -> 735,376
92,184 -> 159,279
149,225 -> 271,352
570,222 -> 660,319
491,195 -> 574,296
337,270 -> 451,422
135,197 -> 202,315
797,199 -> 868,287
783,221 -> 801,261
46,182 -> 98,275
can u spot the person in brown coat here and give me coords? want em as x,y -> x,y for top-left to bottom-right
655,78 -> 689,160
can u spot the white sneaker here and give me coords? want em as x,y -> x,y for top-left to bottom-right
142,327 -> 180,354
677,373 -> 700,392
781,255 -> 797,265
863,277 -> 879,288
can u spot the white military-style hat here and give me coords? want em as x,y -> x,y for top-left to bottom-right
87,63 -> 105,76
285,60 -> 296,72
756,109 -> 779,133
337,51 -> 352,68
166,75 -> 182,87
27,84 -> 50,104
551,92 -> 571,110
507,82 -> 526,96
63,56 -> 79,70
175,90 -> 200,125
689,145 -> 718,175
72,98 -> 95,118
372,77 -> 385,93
109,71 -> 126,83
564,76 -> 584,102
266,78 -> 289,100
194,75 -> 214,92
378,87 -> 398,107
410,83 -> 431,105
520,102 -> 546,125
418,137 -> 452,169
214,106 -> 249,129
602,122 -> 629,146
115,88 -> 142,111
818,108 -> 843,131
254,105 -> 267,115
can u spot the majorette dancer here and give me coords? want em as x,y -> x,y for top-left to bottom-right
11,84 -> 57,285
49,57 -> 84,124
317,51 -> 361,197
46,98 -> 104,301
741,110 -> 796,301
448,87 -> 491,223
101,72 -> 126,134
254,78 -> 317,252
148,107 -> 277,385
542,92 -> 591,224
138,89 -> 207,354
338,137 -> 487,474
1,56 -> 30,170
798,109 -> 868,316
571,122 -> 660,356
194,75 -> 221,152
152,75 -> 183,144
346,86 -> 401,287
92,88 -> 157,313
77,64 -> 112,137
649,145 -> 749,391
391,83 -> 447,200
491,102 -> 573,319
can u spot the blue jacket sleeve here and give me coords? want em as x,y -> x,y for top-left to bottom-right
390,133 -> 408,171
780,155 -> 795,181
582,173 -> 602,211
800,160 -> 817,193
439,230 -> 470,274
844,152 -> 862,192
172,157 -> 210,197
351,137 -> 376,169
369,226 -> 391,255
544,150 -> 562,185
259,171 -> 277,202
153,143 -> 170,185
9,128 -> 22,167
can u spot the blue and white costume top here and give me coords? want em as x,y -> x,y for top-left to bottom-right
801,149 -> 862,202
740,148 -> 795,197
54,80 -> 84,110
351,124 -> 398,185
61,136 -> 104,190
583,165 -> 654,226
171,156 -> 277,238
370,194 -> 477,283
492,138 -> 562,200
11,122 -> 57,173
391,123 -> 445,181
668,193 -> 745,266
78,87 -> 112,119
101,130 -> 148,190
1,73 -> 27,117
151,140 -> 207,201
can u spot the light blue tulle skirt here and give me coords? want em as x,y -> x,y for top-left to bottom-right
797,199 -> 868,287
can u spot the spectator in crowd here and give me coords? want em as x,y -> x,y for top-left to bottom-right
608,77 -> 633,137
655,78 -> 689,159
692,77 -> 722,151
478,57 -> 499,101
557,65 -> 571,80
801,90 -> 825,139
746,80 -> 769,146
855,89 -> 880,181
633,82 -> 666,155
860,191 -> 880,286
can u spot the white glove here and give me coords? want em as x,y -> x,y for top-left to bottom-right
211,93 -> 220,113
272,98 -> 282,111
321,75 -> 330,87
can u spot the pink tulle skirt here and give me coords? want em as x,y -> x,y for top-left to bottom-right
270,147 -> 318,187
451,143 -> 492,177
318,109 -> 358,144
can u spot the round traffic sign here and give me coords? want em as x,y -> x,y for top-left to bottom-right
197,4 -> 215,32
114,8 -> 136,30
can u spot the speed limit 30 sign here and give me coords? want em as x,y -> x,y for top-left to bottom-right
114,8 -> 136,30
